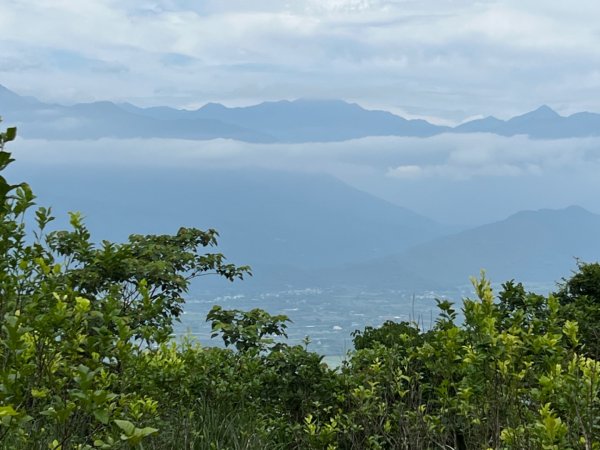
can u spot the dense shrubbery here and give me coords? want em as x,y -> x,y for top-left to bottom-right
1,123 -> 600,449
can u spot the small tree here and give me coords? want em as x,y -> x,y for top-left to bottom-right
556,261 -> 600,358
206,305 -> 290,353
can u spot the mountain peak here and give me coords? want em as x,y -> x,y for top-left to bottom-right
507,205 -> 595,222
0,84 -> 20,98
292,98 -> 350,105
526,105 -> 561,119
199,102 -> 228,112
562,205 -> 595,216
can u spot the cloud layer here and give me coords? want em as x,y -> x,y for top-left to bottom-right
2,1 -> 600,120
10,133 -> 600,225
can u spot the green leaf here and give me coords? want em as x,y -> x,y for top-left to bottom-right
114,419 -> 135,436
137,427 -> 158,438
93,409 -> 110,425
5,127 -> 16,142
0,175 -> 13,198
0,405 -> 19,417
0,151 -> 14,171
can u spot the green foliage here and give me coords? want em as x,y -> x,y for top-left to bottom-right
332,274 -> 600,449
206,306 -> 289,353
352,320 -> 423,351
556,261 -> 600,358
46,220 -> 250,344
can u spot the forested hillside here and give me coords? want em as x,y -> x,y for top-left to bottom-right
1,123 -> 599,449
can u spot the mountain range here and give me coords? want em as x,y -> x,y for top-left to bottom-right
12,161 -> 599,291
3,84 -> 600,142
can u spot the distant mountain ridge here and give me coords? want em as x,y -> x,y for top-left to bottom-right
121,98 -> 445,141
321,205 -> 600,289
3,85 -> 600,142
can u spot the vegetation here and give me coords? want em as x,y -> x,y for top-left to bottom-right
0,122 -> 599,449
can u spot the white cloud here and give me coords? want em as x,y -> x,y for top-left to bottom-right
387,165 -> 424,179
2,1 -> 600,118
13,133 -> 600,177
8,135 -> 600,224
9,133 -> 600,226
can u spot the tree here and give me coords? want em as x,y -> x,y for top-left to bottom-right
556,261 -> 600,358
0,120 -> 251,448
206,305 -> 290,353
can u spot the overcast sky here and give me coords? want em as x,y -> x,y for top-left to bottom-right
2,0 -> 600,122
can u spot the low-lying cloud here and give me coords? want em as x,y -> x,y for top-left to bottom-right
10,133 -> 600,225
14,133 -> 600,172
386,134 -> 597,180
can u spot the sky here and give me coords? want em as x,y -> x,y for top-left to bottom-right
2,0 -> 600,122
2,0 -> 600,227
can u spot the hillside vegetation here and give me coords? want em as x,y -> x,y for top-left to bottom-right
0,123 -> 599,449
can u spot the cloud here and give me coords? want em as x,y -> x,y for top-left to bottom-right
1,1 -> 600,119
383,133 -> 600,181
387,162 -> 532,180
387,165 -> 424,179
12,133 -> 600,176
9,133 -> 600,225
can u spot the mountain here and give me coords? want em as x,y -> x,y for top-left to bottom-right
6,84 -> 600,142
124,99 -> 446,141
453,116 -> 505,133
331,206 -> 600,289
0,85 -> 446,142
455,105 -> 600,139
0,86 -> 273,142
16,165 -> 449,288
0,84 -> 43,111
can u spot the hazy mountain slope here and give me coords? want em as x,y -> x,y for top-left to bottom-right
17,166 -> 448,278
0,84 -> 43,111
336,206 -> 600,289
1,86 -> 447,142
455,106 -> 600,139
87,98 -> 446,141
6,85 -> 600,142
453,116 -> 505,133
0,86 -> 272,142
178,99 -> 446,141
